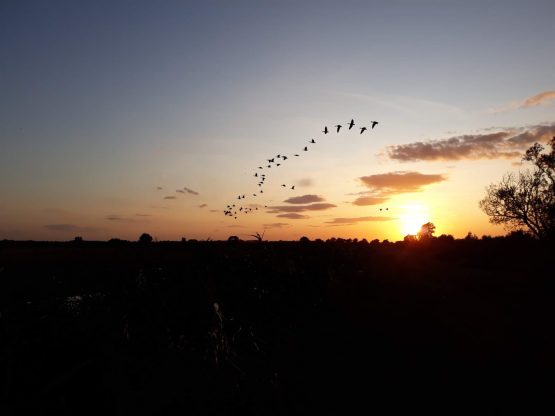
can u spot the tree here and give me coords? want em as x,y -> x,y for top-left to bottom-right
138,233 -> 153,243
479,137 -> 555,239
417,222 -> 436,241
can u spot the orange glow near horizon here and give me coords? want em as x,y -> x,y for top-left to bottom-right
399,203 -> 430,236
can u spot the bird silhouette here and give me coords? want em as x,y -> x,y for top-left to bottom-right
323,126 -> 328,134
348,119 -> 355,129
294,154 -> 299,157
291,185 -> 295,190
260,190 -> 263,193
258,166 -> 263,169
371,121 -> 378,129
276,154 -> 281,158
276,163 -> 281,166
282,156 -> 288,160
268,158 -> 274,163
281,184 -> 286,187
360,127 -> 367,134
303,146 -> 308,151
335,124 -> 342,133
267,165 -> 271,168
254,173 -> 258,177
310,139 -> 316,143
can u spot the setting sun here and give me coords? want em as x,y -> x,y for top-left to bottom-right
399,203 -> 430,236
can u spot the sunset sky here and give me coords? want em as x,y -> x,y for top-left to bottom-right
1,0 -> 554,241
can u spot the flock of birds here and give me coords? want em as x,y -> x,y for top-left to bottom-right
223,119 -> 379,219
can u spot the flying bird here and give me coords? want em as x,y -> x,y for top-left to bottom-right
276,163 -> 281,166
335,124 -> 342,133
371,121 -> 378,129
322,126 -> 328,134
310,139 -> 316,143
254,173 -> 258,177
291,186 -> 295,190
294,154 -> 299,157
282,156 -> 288,160
360,127 -> 367,134
281,184 -> 286,187
348,119 -> 355,129
303,146 -> 308,151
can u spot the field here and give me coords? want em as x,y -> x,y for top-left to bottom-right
0,237 -> 553,415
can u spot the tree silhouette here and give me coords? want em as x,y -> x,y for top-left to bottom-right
417,222 -> 436,241
479,137 -> 555,239
138,233 -> 153,243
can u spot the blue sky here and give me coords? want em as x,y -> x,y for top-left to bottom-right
1,1 -> 554,240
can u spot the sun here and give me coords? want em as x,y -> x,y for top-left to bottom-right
399,203 -> 430,236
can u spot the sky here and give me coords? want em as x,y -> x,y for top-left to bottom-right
1,0 -> 554,241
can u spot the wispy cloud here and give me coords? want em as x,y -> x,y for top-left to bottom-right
164,196 -> 177,200
296,178 -> 314,188
325,216 -> 394,225
266,203 -> 336,214
276,213 -> 310,220
105,215 -> 150,223
263,222 -> 291,229
184,187 -> 199,195
198,203 -> 208,208
521,91 -> 555,108
386,123 -> 555,162
176,189 -> 185,194
283,194 -> 325,204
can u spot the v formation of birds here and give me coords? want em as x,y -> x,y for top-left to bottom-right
223,119 -> 379,220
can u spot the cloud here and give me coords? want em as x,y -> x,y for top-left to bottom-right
325,216 -> 394,225
359,171 -> 446,193
184,187 -> 199,195
352,196 -> 390,206
266,203 -> 337,214
198,203 -> 208,208
387,123 -> 555,161
164,196 -> 177,200
351,171 -> 446,206
176,190 -> 185,193
296,178 -> 314,187
520,91 -> 555,108
263,222 -> 291,229
105,215 -> 150,223
135,213 -> 151,217
283,194 -> 325,204
276,213 -> 310,220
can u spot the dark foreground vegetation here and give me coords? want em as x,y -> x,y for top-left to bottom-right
1,237 -> 553,415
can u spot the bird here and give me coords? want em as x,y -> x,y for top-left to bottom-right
303,146 -> 308,151
242,195 -> 245,199
260,190 -> 263,193
254,173 -> 258,177
291,185 -> 295,190
258,184 -> 262,187
253,194 -> 257,197
281,184 -> 286,187
310,139 -> 316,143
276,163 -> 281,166
322,126 -> 328,134
268,158 -> 274,163
282,156 -> 288,160
276,154 -> 281,158
348,119 -> 355,130
267,165 -> 271,168
258,166 -> 263,169
360,127 -> 367,134
371,121 -> 378,129
335,124 -> 342,133
294,154 -> 299,157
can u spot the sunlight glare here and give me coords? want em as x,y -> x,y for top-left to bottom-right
400,203 -> 430,236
